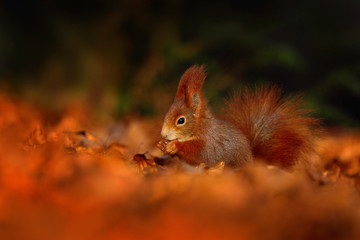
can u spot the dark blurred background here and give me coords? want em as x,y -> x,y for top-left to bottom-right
0,0 -> 359,127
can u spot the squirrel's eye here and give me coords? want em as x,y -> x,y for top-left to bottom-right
176,117 -> 186,126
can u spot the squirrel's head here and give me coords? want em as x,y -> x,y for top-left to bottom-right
161,65 -> 208,142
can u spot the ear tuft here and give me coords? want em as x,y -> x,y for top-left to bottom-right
175,65 -> 207,100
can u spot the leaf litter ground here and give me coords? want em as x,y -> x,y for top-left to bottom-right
1,93 -> 360,240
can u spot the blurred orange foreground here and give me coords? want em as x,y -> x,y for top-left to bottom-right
1,94 -> 360,240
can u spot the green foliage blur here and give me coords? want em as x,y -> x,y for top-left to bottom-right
0,0 -> 359,127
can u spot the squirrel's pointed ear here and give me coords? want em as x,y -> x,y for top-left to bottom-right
175,65 -> 206,116
189,92 -> 201,116
175,65 -> 206,100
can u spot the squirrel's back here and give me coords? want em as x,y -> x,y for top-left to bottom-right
223,86 -> 319,167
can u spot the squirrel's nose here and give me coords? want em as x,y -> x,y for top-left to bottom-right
161,127 -> 174,140
161,128 -> 168,139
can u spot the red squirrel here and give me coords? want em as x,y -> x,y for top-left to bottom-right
157,65 -> 319,168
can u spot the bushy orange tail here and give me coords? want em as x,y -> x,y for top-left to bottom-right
223,86 -> 319,167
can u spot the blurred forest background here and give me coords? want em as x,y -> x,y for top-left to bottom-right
0,0 -> 359,127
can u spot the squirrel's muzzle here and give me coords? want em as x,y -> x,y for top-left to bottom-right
161,126 -> 176,141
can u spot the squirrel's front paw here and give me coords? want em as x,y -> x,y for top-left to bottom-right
157,139 -> 178,155
165,141 -> 178,155
157,139 -> 168,152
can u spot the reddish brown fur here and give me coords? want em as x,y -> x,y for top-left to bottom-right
160,65 -> 319,168
223,86 -> 319,167
174,139 -> 206,165
176,65 -> 207,109
176,65 -> 206,99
